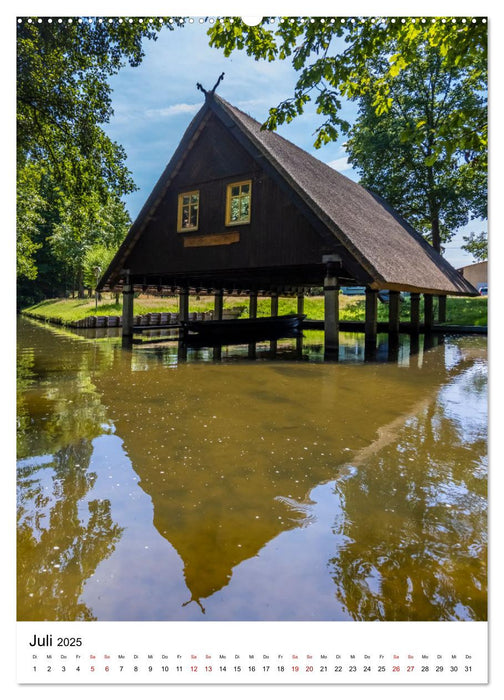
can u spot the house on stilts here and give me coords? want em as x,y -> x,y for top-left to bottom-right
98,90 -> 477,354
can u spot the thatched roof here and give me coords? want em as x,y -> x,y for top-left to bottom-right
99,94 -> 477,296
215,96 -> 476,295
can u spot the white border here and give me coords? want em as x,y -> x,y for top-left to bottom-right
4,3 -> 501,698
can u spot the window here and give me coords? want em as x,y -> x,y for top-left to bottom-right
177,191 -> 200,232
225,180 -> 252,225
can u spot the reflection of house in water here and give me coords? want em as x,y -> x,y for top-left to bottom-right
95,340 -> 476,610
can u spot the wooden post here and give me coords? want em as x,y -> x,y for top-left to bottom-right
365,288 -> 378,337
297,290 -> 304,316
214,290 -> 223,321
324,264 -> 340,356
438,295 -> 447,323
388,291 -> 400,335
424,293 -> 434,331
179,289 -> 189,322
364,288 -> 378,360
122,283 -> 134,337
271,291 -> 279,317
249,291 -> 258,319
296,334 -> 303,358
410,292 -> 421,333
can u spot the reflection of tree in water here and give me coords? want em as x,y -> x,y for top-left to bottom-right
328,368 -> 487,621
17,439 -> 124,621
16,320 -> 112,459
17,319 -> 124,620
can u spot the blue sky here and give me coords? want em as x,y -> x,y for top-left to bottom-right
101,16 -> 486,270
104,20 -> 357,214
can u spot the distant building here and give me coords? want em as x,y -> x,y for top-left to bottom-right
457,261 -> 487,290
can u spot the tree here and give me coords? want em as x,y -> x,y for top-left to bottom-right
16,162 -> 44,280
17,18 -> 178,198
461,232 -> 487,261
345,43 -> 486,251
208,17 -> 487,253
208,17 -> 486,157
49,192 -> 131,296
16,17 -> 178,299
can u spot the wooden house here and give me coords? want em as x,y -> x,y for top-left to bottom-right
98,92 -> 477,350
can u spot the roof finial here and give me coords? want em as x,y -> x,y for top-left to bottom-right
196,72 -> 225,99
211,72 -> 225,94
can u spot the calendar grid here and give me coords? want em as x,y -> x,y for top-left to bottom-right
17,621 -> 488,684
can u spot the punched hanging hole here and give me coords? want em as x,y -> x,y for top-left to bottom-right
242,17 -> 263,26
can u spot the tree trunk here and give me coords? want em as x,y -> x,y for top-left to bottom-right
77,269 -> 85,299
431,215 -> 441,253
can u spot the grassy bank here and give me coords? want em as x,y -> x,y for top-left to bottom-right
22,292 -> 487,327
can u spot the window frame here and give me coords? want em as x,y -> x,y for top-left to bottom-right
225,180 -> 252,226
177,190 -> 200,233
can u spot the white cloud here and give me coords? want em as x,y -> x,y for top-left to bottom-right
145,103 -> 201,118
327,157 -> 353,172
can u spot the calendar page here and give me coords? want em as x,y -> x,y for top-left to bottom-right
12,0 -> 495,695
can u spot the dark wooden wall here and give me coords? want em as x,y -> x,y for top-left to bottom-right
124,114 -> 333,281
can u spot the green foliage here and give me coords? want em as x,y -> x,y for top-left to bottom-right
345,44 -> 486,249
49,192 -> 130,292
17,17 -> 175,197
461,231 -> 488,261
16,17 -> 174,301
83,244 -> 120,289
17,162 -> 45,279
208,17 -> 486,160
208,17 -> 487,252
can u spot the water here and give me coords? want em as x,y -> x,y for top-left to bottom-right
16,318 -> 487,621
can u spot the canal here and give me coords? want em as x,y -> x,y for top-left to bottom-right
17,317 -> 487,622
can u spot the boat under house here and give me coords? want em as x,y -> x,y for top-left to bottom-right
98,91 -> 477,353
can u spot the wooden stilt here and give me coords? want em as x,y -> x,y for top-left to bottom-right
410,292 -> 420,333
214,290 -> 223,321
122,284 -> 134,336
388,291 -> 400,335
324,264 -> 340,356
438,295 -> 447,323
249,291 -> 258,319
424,293 -> 434,331
297,291 -> 304,316
271,291 -> 279,317
364,288 -> 378,360
179,289 -> 189,322
296,335 -> 303,358
365,288 -> 378,337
